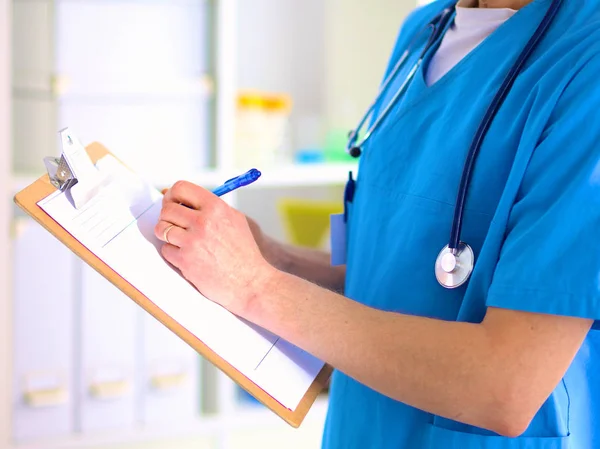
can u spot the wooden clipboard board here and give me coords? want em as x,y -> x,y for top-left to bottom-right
14,142 -> 332,428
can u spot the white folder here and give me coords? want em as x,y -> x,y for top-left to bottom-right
140,313 -> 200,425
76,263 -> 136,432
11,219 -> 75,442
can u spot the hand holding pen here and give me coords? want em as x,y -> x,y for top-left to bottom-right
155,167 -> 272,314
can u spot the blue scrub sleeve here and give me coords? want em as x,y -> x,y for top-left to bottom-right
486,54 -> 600,329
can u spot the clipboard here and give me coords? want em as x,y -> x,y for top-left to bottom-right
14,135 -> 332,428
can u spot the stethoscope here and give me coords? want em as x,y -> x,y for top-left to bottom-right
346,0 -> 563,289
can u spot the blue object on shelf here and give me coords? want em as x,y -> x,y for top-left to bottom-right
295,148 -> 325,164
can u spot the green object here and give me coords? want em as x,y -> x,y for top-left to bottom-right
324,129 -> 355,163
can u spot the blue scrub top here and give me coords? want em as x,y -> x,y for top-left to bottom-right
322,0 -> 600,448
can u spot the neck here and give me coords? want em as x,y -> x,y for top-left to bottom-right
460,0 -> 534,8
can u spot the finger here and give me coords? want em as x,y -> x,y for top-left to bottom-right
155,220 -> 175,243
155,222 -> 187,247
160,202 -> 196,228
165,180 -> 217,210
161,243 -> 181,267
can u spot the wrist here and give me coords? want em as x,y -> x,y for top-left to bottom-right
263,236 -> 293,272
242,262 -> 284,326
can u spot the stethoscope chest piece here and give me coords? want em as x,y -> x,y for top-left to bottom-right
435,242 -> 474,289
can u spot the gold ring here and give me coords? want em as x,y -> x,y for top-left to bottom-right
163,224 -> 175,244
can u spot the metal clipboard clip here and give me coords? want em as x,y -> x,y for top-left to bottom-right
44,128 -> 111,209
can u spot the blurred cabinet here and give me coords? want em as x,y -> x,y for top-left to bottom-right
11,219 -> 76,442
54,1 -> 208,90
10,0 -> 215,445
12,0 -> 58,171
12,95 -> 57,171
11,0 -> 54,91
12,0 -> 213,177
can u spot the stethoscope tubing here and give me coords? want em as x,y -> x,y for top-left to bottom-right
448,0 -> 563,251
346,7 -> 455,155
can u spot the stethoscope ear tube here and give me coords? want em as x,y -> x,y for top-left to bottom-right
345,7 -> 455,158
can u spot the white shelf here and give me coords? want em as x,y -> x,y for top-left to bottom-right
10,169 -> 224,194
11,162 -> 358,194
13,76 -> 214,99
170,162 -> 359,189
10,397 -> 329,449
175,162 -> 358,189
252,162 -> 357,188
143,168 -> 228,189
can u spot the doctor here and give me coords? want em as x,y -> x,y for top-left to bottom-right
155,0 -> 600,447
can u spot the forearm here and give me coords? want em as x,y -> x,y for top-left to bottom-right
245,270 -> 528,435
266,240 -> 346,292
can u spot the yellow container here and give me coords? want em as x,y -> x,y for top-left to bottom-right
235,90 -> 293,168
277,198 -> 343,249
237,91 -> 267,109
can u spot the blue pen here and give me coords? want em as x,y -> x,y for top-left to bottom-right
212,168 -> 262,196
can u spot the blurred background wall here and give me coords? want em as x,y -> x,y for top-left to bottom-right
1,1 -> 417,448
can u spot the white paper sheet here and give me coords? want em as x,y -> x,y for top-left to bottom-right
38,155 -> 324,410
